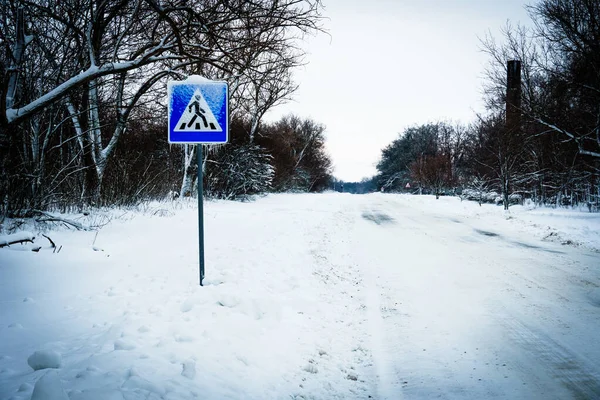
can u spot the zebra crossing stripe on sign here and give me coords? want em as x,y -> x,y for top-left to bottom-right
174,89 -> 222,132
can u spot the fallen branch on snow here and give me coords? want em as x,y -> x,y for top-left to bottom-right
42,234 -> 56,248
0,231 -> 36,248
32,210 -> 90,231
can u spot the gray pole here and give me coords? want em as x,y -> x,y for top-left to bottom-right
197,144 -> 205,286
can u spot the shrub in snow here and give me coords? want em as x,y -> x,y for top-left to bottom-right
27,350 -> 62,370
484,192 -> 500,203
204,144 -> 274,200
508,193 -> 523,205
31,370 -> 69,400
460,189 -> 479,201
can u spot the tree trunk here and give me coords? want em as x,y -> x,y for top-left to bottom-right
503,181 -> 509,210
180,144 -> 196,197
5,8 -> 29,111
81,137 -> 100,206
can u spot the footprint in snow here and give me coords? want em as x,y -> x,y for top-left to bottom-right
148,306 -> 163,315
303,364 -> 318,374
216,295 -> 240,308
182,359 -> 196,379
69,388 -> 124,400
75,366 -> 101,379
114,339 -> 136,351
174,334 -> 194,343
587,288 -> 600,307
180,299 -> 195,313
18,382 -> 33,392
236,354 -> 249,366
121,375 -> 165,397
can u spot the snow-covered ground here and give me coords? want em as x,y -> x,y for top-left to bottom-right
1,193 -> 599,399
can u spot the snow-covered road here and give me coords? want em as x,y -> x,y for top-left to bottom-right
351,195 -> 600,399
1,193 -> 599,399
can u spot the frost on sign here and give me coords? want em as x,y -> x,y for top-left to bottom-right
168,77 -> 229,144
175,90 -> 222,132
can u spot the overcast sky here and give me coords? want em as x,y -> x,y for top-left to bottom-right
265,0 -> 533,182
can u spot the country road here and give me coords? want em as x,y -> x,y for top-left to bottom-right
1,193 -> 599,399
343,194 -> 600,399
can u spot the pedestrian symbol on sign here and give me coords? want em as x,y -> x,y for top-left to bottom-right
167,76 -> 229,286
174,89 -> 222,132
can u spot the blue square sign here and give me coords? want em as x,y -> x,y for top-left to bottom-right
168,76 -> 228,144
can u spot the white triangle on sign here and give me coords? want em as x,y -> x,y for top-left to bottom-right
174,89 -> 222,132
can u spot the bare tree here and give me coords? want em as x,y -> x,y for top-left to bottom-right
1,0 -> 324,208
410,153 -> 454,199
237,51 -> 300,143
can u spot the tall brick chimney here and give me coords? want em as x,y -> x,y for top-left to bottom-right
506,60 -> 522,130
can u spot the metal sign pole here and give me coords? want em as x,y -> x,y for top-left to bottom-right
197,144 -> 205,286
168,76 -> 228,287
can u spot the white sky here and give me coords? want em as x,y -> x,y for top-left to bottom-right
265,0 -> 533,182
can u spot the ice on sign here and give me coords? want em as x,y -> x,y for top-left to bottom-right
168,77 -> 228,144
175,90 -> 222,132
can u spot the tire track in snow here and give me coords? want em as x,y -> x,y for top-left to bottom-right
358,202 -> 405,400
300,201 -> 376,399
363,261 -> 403,400
357,194 -> 600,399
494,308 -> 600,399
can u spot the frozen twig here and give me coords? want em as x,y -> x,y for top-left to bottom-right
42,234 -> 56,248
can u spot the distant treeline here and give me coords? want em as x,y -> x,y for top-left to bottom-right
331,178 -> 377,194
371,0 -> 600,210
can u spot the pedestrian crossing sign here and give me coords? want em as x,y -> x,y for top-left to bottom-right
168,76 -> 228,144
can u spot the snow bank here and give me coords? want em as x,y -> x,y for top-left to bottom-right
27,350 -> 62,371
31,370 -> 68,400
519,207 -> 600,251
